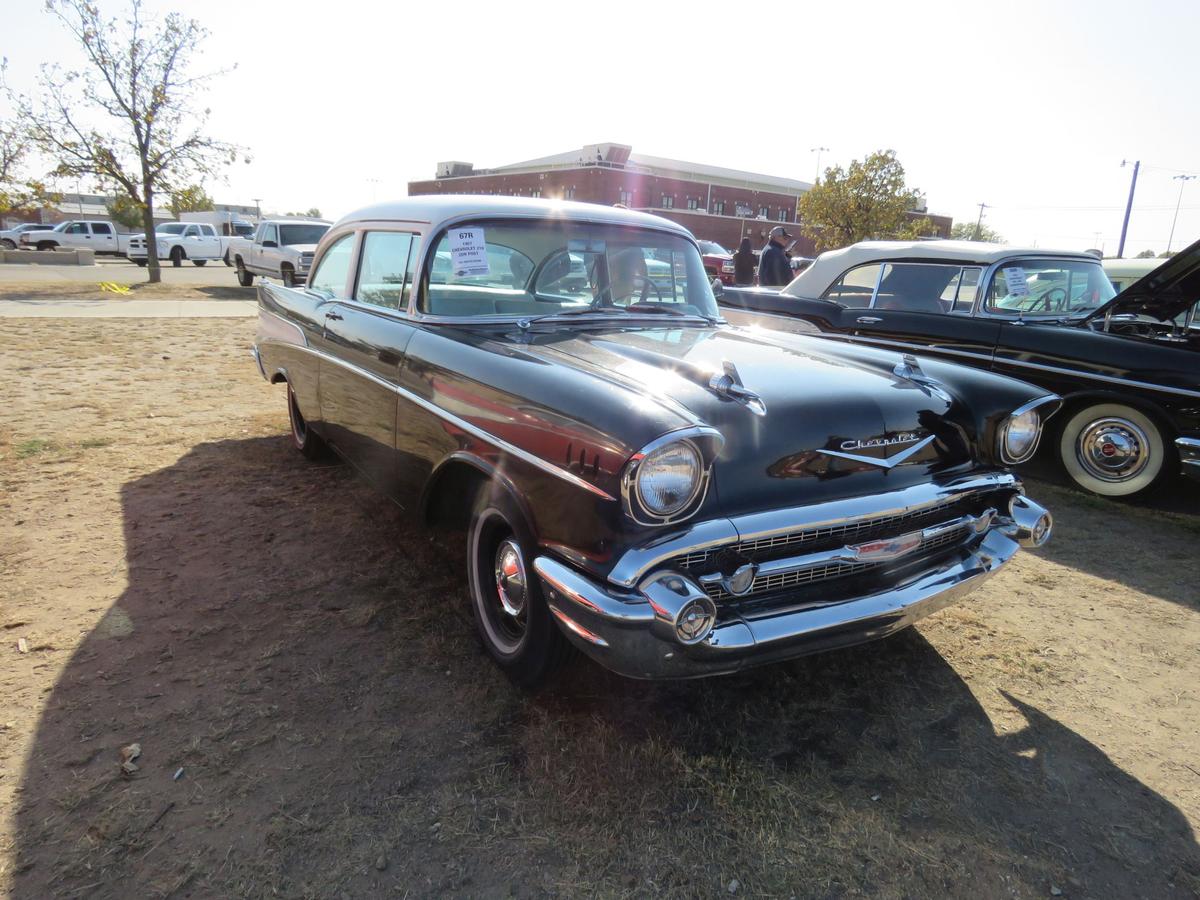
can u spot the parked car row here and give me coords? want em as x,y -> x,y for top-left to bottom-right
252,195 -> 1059,686
717,239 -> 1200,499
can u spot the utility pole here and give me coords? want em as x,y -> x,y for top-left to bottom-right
1117,160 -> 1139,258
251,198 -> 263,223
972,203 -> 988,240
1167,173 -> 1195,254
810,147 -> 829,184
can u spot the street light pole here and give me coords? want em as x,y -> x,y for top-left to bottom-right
1117,160 -> 1139,258
809,147 -> 829,184
1167,174 -> 1195,254
251,198 -> 263,223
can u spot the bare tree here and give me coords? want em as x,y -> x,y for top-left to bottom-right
8,0 -> 239,282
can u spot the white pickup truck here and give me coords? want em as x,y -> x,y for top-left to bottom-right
229,219 -> 330,287
127,221 -> 224,267
18,220 -> 133,256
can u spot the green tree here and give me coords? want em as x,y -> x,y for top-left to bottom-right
284,207 -> 322,218
799,150 -> 937,251
950,221 -> 1005,243
8,1 -> 240,283
1134,249 -> 1157,259
105,192 -> 144,230
168,184 -> 214,218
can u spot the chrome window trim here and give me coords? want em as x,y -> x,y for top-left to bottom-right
973,255 -> 1112,320
282,343 -> 616,502
606,472 -> 1020,588
352,229 -> 422,313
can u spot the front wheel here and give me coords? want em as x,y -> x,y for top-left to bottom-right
193,259 -> 207,267
467,492 -> 571,687
1057,402 -> 1171,498
0,239 -> 14,250
287,383 -> 331,461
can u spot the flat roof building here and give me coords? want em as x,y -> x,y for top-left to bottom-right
408,143 -> 951,254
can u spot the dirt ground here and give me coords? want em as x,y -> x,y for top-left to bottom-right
0,317 -> 1197,899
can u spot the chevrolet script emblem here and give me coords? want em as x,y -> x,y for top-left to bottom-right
817,432 -> 935,469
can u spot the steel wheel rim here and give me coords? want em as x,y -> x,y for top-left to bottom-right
491,537 -> 529,646
1076,416 -> 1150,482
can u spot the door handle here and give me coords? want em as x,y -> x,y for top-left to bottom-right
325,310 -> 343,321
856,316 -> 882,324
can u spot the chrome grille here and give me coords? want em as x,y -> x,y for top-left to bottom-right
696,519 -> 973,602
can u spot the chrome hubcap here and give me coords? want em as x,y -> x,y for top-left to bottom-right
1077,417 -> 1149,482
494,539 -> 528,619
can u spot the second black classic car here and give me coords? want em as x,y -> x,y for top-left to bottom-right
253,197 -> 1056,685
719,240 -> 1200,499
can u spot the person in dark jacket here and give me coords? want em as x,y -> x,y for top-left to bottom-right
732,237 -> 756,286
757,226 -> 794,287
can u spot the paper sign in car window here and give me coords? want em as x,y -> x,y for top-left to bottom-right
448,228 -> 489,277
1003,266 -> 1029,298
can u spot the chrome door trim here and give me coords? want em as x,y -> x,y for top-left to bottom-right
286,343 -> 617,502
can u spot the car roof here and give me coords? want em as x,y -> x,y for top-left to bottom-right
784,239 -> 1098,295
1101,258 -> 1162,277
334,194 -> 694,238
262,218 -> 330,226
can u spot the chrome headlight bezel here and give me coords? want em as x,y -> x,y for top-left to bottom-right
998,396 -> 1060,465
621,428 -> 722,526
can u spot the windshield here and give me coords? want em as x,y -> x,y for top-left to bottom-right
985,258 -> 1115,317
157,223 -> 187,235
422,220 -> 719,320
278,224 -> 329,246
697,240 -> 730,256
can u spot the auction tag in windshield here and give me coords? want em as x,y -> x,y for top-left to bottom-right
448,228 -> 489,277
1003,266 -> 1029,297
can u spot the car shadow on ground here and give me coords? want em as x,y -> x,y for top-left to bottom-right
8,437 -> 1199,897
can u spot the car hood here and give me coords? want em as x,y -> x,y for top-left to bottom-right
283,243 -> 319,253
522,325 -> 969,515
1084,237 -> 1200,323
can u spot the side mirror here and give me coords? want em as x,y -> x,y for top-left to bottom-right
710,277 -> 724,300
262,240 -> 278,248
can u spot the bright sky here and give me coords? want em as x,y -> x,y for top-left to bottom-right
3,0 -> 1198,255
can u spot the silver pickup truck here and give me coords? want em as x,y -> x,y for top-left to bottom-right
229,219 -> 330,287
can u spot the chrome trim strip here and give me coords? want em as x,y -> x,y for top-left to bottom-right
606,472 -> 1020,589
1176,437 -> 1200,472
288,343 -> 617,502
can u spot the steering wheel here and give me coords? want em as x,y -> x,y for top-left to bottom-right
1032,287 -> 1067,313
632,274 -> 663,304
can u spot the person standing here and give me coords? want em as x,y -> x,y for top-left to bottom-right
757,225 -> 793,287
732,237 -> 756,286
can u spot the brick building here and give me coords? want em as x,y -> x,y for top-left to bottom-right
408,143 -> 951,255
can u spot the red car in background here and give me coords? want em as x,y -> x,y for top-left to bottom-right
697,239 -> 736,285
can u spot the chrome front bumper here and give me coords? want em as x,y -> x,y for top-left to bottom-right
534,478 -> 1051,679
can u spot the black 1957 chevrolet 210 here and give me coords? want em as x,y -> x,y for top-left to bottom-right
252,196 -> 1057,684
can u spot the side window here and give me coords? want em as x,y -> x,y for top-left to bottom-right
307,233 -> 356,298
92,223 -> 112,235
202,225 -> 217,237
184,225 -> 200,238
821,263 -> 882,308
942,266 -> 982,313
66,223 -> 87,234
355,232 -> 417,310
874,263 -> 961,314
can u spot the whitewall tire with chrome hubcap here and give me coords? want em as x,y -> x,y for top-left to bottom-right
1058,403 -> 1166,498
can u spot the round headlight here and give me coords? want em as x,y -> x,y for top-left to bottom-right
1002,410 -> 1041,463
636,441 -> 702,518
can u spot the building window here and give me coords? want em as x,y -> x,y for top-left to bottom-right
618,189 -> 632,205
565,187 -> 576,200
758,206 -> 768,219
712,200 -> 725,215
686,197 -> 698,210
661,194 -> 674,209
531,189 -> 541,198
778,208 -> 790,222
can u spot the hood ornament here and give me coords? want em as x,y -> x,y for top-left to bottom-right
708,361 -> 767,417
893,354 -> 953,403
817,432 -> 936,469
